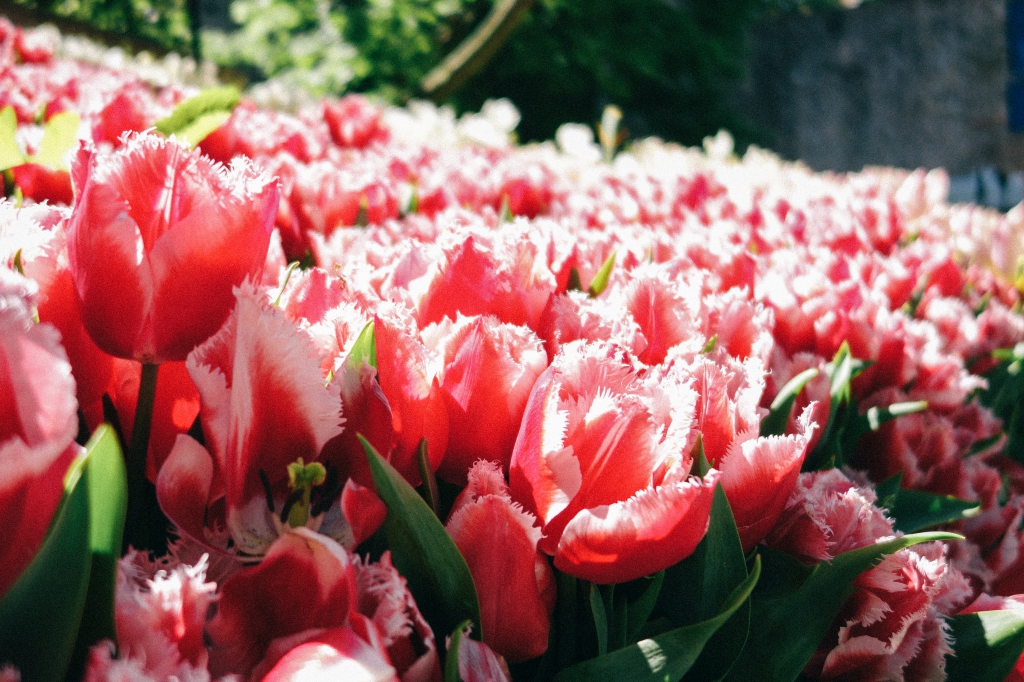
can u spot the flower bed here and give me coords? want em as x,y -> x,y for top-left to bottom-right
4,16 -> 1024,682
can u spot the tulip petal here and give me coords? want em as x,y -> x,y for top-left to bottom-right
555,471 -> 719,584
156,434 -> 214,548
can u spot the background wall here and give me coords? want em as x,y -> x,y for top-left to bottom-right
738,0 -> 1021,181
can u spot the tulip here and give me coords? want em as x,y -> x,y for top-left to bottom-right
425,314 -> 547,484
509,341 -> 718,584
446,460 -> 554,663
206,528 -> 359,678
84,551 -> 217,682
66,132 -> 279,364
0,269 -> 80,598
156,282 -> 347,557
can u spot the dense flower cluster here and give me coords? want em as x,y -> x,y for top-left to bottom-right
5,16 -> 1024,682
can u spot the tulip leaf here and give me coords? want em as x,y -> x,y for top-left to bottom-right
881,485 -> 980,534
656,485 -> 750,682
177,110 -> 233,148
724,531 -> 962,682
69,425 -> 129,674
590,584 -> 609,656
155,85 -> 240,139
0,105 -> 25,171
346,321 -> 377,370
760,368 -> 819,437
622,571 -> 665,645
361,435 -> 482,642
946,609 -> 1024,682
0,453 -> 92,682
588,252 -> 616,297
30,111 -> 80,169
552,556 -> 761,682
444,619 -> 472,682
803,343 -> 871,471
566,266 -> 583,293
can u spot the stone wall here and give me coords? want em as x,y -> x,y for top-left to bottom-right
738,0 -> 1020,176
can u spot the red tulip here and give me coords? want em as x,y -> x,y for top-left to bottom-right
206,528 -> 359,678
372,308 -> 448,486
0,270 -> 80,598
509,341 -> 718,584
353,552 -> 440,682
446,460 -> 554,662
67,133 -> 279,363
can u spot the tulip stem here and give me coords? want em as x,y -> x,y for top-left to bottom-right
123,362 -> 162,554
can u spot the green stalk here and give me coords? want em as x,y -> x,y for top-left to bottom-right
123,362 -> 163,554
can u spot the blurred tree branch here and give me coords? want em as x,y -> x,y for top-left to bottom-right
419,0 -> 535,102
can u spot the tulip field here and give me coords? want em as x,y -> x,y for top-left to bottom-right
8,16 -> 1024,682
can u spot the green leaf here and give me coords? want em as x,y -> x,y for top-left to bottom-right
725,531 -> 962,682
360,435 -> 481,641
0,105 -> 25,171
30,111 -> 80,169
416,438 -> 440,517
863,400 -> 928,431
946,609 -> 1024,682
346,321 -> 377,370
176,110 -> 233,148
444,619 -> 472,682
553,556 -> 760,682
760,367 -> 819,437
154,86 -> 241,138
622,571 -> 665,645
874,472 -> 902,509
657,485 -> 750,682
69,425 -> 129,675
588,252 -> 616,297
0,453 -> 93,681
590,584 -> 609,656
566,266 -> 583,293
885,488 -> 980,533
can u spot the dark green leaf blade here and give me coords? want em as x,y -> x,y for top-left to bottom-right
622,571 -> 665,645
657,485 -> 750,681
70,424 -> 129,673
725,531 -> 961,682
946,609 -> 1024,682
360,435 -> 481,641
553,556 -> 761,682
0,453 -> 93,682
886,488 -> 980,534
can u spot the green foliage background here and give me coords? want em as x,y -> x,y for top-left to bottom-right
7,0 -> 862,145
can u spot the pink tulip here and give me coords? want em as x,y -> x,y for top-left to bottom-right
67,133 -> 279,363
257,626 -> 400,682
84,551 -> 217,681
0,269 -> 80,598
156,282 -> 347,557
427,314 -> 547,484
509,341 -> 718,584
